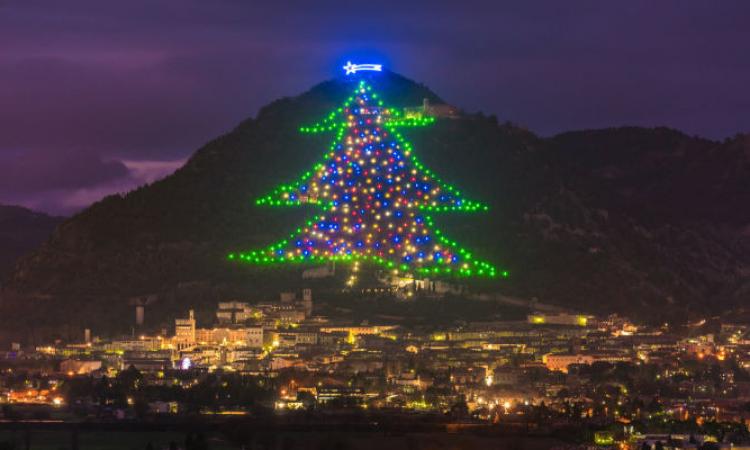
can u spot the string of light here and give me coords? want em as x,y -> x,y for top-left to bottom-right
230,80 -> 506,278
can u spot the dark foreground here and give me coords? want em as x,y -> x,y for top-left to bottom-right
0,421 -> 570,450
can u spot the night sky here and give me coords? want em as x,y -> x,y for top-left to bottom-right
2,1 -> 749,215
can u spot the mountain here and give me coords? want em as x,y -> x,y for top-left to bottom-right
0,204 -> 63,277
1,72 -> 748,343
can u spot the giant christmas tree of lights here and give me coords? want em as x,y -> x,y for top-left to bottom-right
230,68 -> 505,279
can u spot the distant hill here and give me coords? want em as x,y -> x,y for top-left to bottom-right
0,204 -> 62,277
1,71 -> 748,343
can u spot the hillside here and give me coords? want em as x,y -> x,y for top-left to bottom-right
0,205 -> 62,277
1,71 -> 748,343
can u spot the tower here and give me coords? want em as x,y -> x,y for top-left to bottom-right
174,309 -> 196,349
129,294 -> 156,327
302,288 -> 313,317
135,305 -> 145,326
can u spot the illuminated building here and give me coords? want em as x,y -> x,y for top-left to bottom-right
593,431 -> 615,446
301,288 -> 313,317
122,356 -> 172,372
316,386 -> 366,404
106,338 -> 161,353
542,353 -> 630,373
243,327 -> 264,348
403,98 -> 461,119
194,327 -> 264,348
527,313 -> 592,327
302,263 -> 335,279
60,359 -> 102,375
450,366 -> 487,386
216,301 -> 262,324
319,325 -> 397,336
174,309 -> 196,350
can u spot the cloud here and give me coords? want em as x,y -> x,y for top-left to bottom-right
0,154 -> 185,216
0,149 -> 129,192
121,159 -> 186,184
1,0 -> 750,214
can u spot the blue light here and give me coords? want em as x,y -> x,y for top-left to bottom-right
343,61 -> 383,75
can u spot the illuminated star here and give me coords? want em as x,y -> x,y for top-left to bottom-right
342,61 -> 383,75
343,61 -> 357,75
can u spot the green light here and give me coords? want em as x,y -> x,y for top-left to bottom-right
230,81 -> 506,279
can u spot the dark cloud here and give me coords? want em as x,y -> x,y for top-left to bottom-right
0,149 -> 129,192
0,153 -> 184,216
1,0 -> 749,213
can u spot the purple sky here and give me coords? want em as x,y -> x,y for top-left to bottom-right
1,1 -> 749,215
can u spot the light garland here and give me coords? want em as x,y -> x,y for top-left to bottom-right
230,80 -> 506,279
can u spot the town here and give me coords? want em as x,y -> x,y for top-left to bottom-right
2,288 -> 750,449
